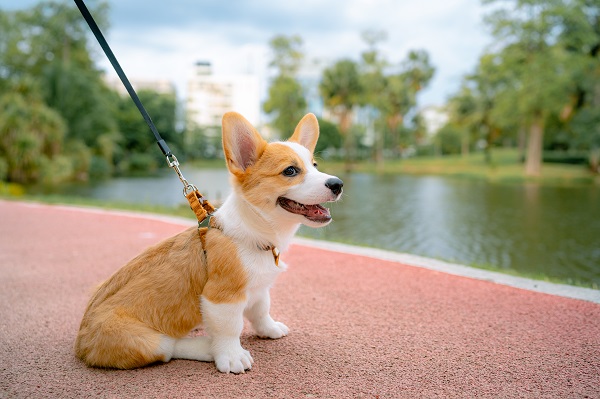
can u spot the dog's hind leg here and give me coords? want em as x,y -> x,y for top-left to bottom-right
160,336 -> 213,362
76,313 -> 173,369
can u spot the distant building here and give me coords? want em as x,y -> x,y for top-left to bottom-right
104,76 -> 176,97
186,61 -> 260,131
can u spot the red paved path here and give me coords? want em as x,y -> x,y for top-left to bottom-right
1,200 -> 599,398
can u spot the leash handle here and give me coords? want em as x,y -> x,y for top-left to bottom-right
73,0 -> 171,157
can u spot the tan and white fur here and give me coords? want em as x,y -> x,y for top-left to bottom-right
75,112 -> 343,373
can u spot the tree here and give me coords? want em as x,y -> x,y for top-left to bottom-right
320,59 -> 364,170
263,75 -> 307,137
314,117 -> 342,156
114,89 -> 179,172
448,53 -> 510,162
0,1 -> 118,182
267,35 -> 304,76
0,80 -> 66,184
263,35 -> 307,136
0,1 -> 105,87
555,0 -> 600,172
483,0 -> 590,176
365,49 -> 434,164
359,30 -> 388,166
380,51 -> 434,156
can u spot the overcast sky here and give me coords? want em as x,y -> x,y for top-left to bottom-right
4,0 -> 494,107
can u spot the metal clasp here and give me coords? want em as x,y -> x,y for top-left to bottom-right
166,154 -> 198,197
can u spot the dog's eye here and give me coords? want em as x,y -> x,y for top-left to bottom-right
282,166 -> 299,177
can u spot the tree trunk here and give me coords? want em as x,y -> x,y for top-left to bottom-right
525,115 -> 545,177
374,128 -> 384,171
461,133 -> 469,157
339,109 -> 354,172
387,114 -> 402,158
589,146 -> 599,174
517,126 -> 527,163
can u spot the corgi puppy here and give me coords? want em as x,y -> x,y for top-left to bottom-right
75,112 -> 343,374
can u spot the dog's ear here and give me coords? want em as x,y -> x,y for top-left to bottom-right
289,113 -> 319,154
222,112 -> 267,175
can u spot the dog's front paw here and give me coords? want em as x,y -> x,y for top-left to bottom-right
256,321 -> 289,339
213,344 -> 254,374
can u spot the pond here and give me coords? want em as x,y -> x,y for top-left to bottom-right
44,168 -> 600,286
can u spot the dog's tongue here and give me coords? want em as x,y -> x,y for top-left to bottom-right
305,204 -> 330,219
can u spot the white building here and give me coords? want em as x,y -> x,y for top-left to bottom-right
186,61 -> 260,130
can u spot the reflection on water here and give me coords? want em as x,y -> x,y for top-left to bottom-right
301,173 -> 600,286
47,168 -> 600,286
55,168 -> 231,207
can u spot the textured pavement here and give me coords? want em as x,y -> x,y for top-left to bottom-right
1,200 -> 599,398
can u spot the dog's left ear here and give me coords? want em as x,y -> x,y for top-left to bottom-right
289,113 -> 319,154
222,112 -> 267,176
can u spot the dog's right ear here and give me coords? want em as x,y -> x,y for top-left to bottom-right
222,112 -> 267,176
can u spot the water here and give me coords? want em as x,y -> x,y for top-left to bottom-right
303,174 -> 600,286
45,169 -> 600,286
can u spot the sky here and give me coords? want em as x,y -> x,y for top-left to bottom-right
4,0 -> 494,108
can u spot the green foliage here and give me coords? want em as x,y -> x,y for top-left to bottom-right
0,1 -> 181,184
0,85 -> 67,183
453,0 -> 600,175
267,35 -> 304,77
184,126 -> 222,160
435,125 -> 464,155
315,118 -> 342,155
88,156 -> 111,180
263,75 -> 307,136
263,35 -> 307,136
320,58 -> 364,167
357,31 -> 435,163
0,1 -> 108,86
0,157 -> 7,181
41,60 -> 117,145
320,59 -> 364,112
127,153 -> 158,174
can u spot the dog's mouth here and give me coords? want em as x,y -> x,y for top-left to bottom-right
277,197 -> 332,223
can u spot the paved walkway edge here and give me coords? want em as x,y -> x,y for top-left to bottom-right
294,237 -> 600,304
17,201 -> 600,304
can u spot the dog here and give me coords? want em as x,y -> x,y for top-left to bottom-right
74,112 -> 343,374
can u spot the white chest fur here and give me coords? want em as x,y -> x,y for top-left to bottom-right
237,245 -> 286,305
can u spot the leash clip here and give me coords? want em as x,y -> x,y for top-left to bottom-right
166,154 -> 198,197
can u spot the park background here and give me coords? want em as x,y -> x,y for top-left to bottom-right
0,0 -> 599,287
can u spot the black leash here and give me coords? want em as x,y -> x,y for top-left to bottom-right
74,0 -> 216,223
73,0 -> 171,157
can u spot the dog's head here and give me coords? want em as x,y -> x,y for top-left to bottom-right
222,112 -> 343,228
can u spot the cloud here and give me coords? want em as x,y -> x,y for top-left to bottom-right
4,0 -> 493,106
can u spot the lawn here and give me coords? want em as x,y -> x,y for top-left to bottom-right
320,149 -> 598,185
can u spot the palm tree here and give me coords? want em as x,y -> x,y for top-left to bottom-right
319,59 -> 363,170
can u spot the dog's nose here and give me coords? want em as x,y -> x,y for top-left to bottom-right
325,177 -> 343,196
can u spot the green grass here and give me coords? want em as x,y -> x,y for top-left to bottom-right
319,149 -> 599,186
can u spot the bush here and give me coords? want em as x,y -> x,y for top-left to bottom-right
39,155 -> 73,185
128,152 -> 158,174
0,157 -> 7,181
88,156 -> 111,180
435,125 -> 462,155
65,140 -> 92,180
